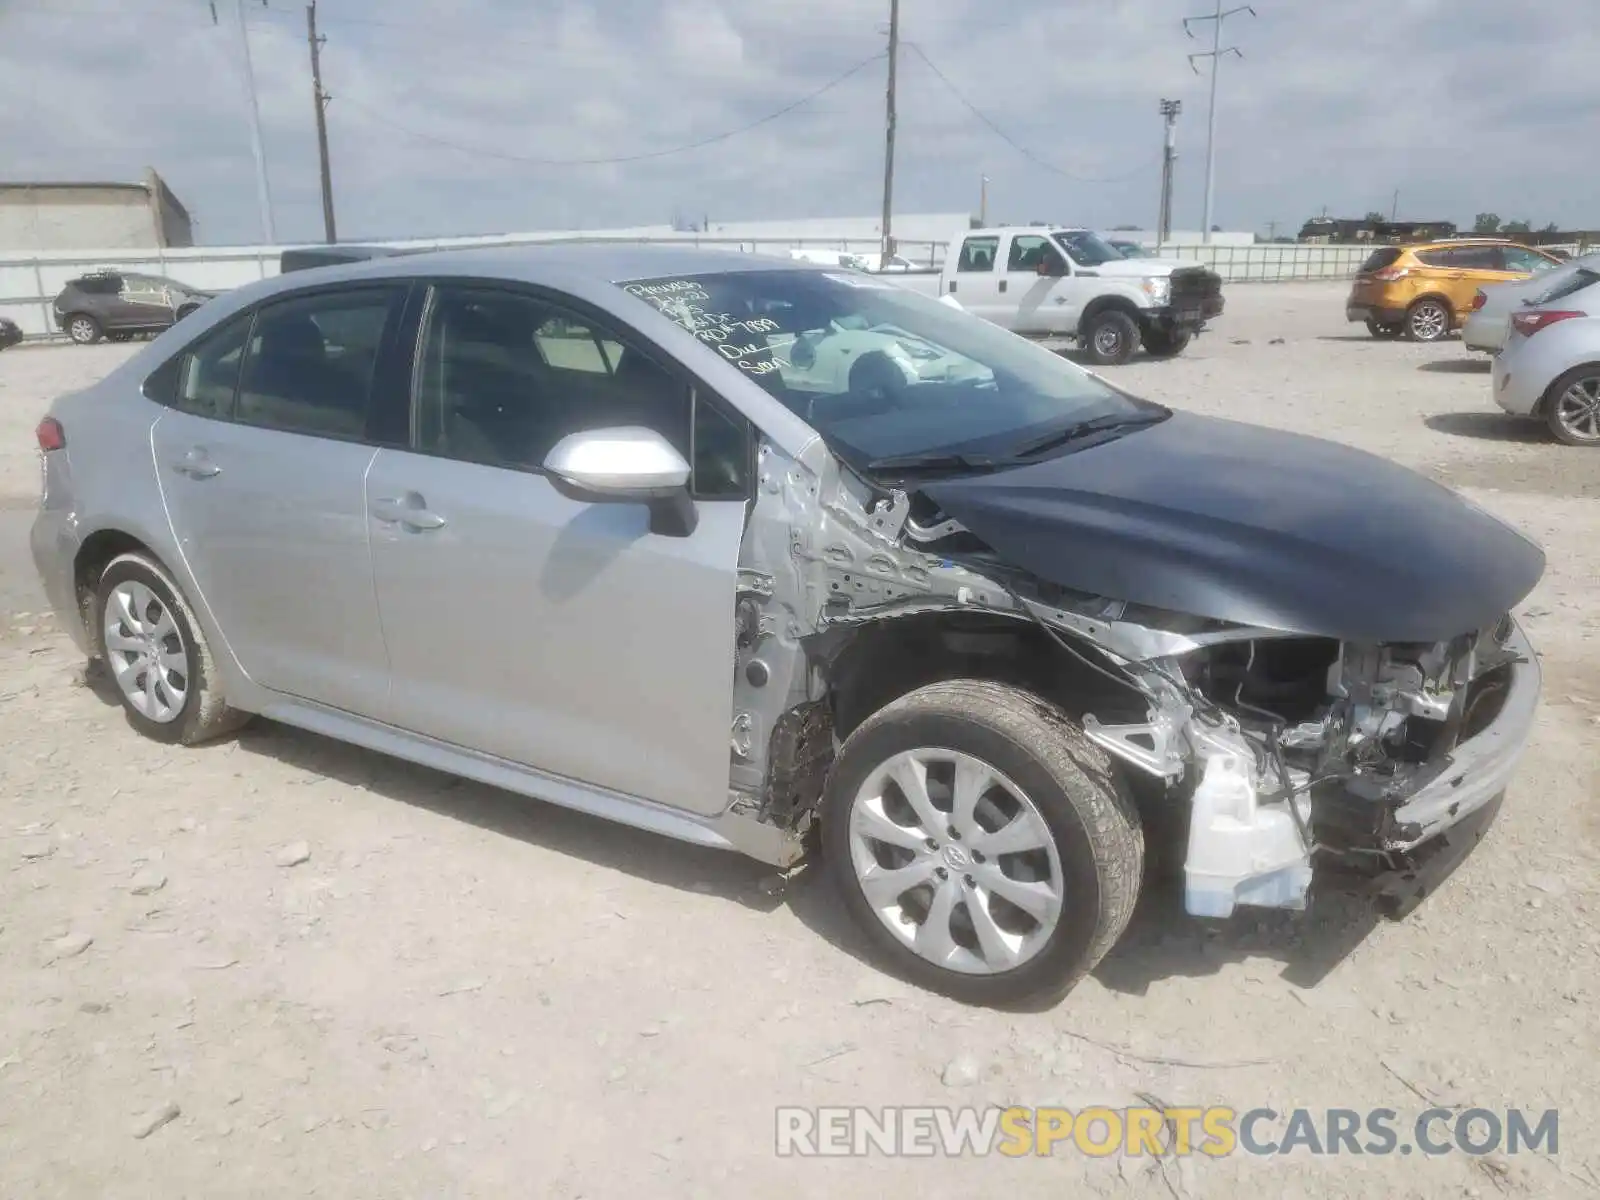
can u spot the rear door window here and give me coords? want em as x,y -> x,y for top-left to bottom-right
956,236 -> 999,272
235,287 -> 405,439
173,313 -> 253,419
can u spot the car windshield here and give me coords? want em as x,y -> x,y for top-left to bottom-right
1051,231 -> 1125,267
617,268 -> 1161,473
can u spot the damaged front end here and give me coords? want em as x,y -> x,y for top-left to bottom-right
726,435 -> 1541,921
1078,611 -> 1541,918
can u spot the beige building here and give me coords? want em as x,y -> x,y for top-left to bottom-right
0,168 -> 194,252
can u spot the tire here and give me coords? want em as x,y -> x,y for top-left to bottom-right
848,350 -> 908,396
66,313 -> 102,345
1404,298 -> 1451,342
1541,365 -> 1600,446
1366,319 -> 1404,340
821,680 -> 1144,1007
1082,310 -> 1140,366
93,553 -> 251,746
1141,326 -> 1192,357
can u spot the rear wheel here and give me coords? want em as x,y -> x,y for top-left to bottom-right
1543,366 -> 1600,446
1083,310 -> 1140,366
66,314 -> 102,345
1366,319 -> 1404,339
822,680 -> 1143,1007
1141,326 -> 1192,357
93,554 -> 250,745
1405,298 -> 1451,342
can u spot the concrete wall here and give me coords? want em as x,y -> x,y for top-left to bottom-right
0,188 -> 161,253
0,232 -> 1373,341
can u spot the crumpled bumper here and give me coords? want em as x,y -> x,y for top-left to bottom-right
1383,618 -> 1540,852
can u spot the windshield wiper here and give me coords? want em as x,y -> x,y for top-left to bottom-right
863,451 -> 1003,476
1007,412 -> 1166,459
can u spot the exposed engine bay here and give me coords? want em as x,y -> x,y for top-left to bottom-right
727,437 -> 1534,918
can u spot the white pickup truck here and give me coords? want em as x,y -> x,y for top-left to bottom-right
887,226 -> 1225,365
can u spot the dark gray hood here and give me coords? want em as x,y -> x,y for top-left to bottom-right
922,412 -> 1546,643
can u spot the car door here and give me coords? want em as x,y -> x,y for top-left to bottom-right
150,284 -> 408,716
945,234 -> 1004,323
1003,233 -> 1078,335
120,274 -> 177,331
365,283 -> 753,817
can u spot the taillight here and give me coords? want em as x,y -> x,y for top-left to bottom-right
1471,290 -> 1487,311
1511,310 -> 1583,338
1372,267 -> 1410,282
36,417 -> 65,452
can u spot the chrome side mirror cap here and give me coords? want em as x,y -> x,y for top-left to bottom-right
543,426 -> 697,537
544,426 -> 690,496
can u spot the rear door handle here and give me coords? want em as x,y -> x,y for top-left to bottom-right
371,496 -> 447,531
172,448 -> 220,479
998,280 -> 1008,294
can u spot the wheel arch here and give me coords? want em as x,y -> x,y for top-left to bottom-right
821,610 -> 1149,743
1078,294 -> 1146,338
1534,359 -> 1600,418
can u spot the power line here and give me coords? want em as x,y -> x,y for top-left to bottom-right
333,52 -> 885,168
1184,0 -> 1257,242
905,43 -> 1158,184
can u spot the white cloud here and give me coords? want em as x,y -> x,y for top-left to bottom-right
0,0 -> 1594,244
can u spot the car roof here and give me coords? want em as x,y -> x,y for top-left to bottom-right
271,241 -> 803,289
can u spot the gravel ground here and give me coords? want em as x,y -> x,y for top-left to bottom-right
1,283 -> 1597,1198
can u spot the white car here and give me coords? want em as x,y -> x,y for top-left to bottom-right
1491,265 -> 1600,445
1463,251 -> 1600,355
776,319 -> 993,394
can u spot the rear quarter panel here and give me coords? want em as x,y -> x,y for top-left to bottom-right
44,372 -> 252,694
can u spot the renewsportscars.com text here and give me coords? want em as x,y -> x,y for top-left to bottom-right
775,1105 -> 1560,1159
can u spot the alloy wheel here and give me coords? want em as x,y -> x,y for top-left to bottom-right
69,317 -> 98,344
103,580 -> 189,723
846,748 -> 1065,975
1553,375 -> 1600,443
1408,301 -> 1448,341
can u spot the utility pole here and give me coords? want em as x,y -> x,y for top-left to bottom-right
1157,99 -> 1181,248
1185,1 -> 1255,244
234,0 -> 276,243
979,175 -> 989,226
307,0 -> 337,242
1390,187 -> 1399,221
880,0 -> 900,264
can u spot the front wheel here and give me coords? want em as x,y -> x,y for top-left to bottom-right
1405,298 -> 1451,342
1082,310 -> 1140,366
822,680 -> 1144,1007
1141,326 -> 1193,357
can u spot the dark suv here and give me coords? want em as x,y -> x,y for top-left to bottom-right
52,270 -> 216,345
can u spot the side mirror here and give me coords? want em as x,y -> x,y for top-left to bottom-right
543,426 -> 697,537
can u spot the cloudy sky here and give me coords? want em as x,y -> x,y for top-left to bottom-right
2,0 -> 1595,245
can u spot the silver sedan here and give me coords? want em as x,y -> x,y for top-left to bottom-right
1492,266 -> 1600,444
1464,250 -> 1600,355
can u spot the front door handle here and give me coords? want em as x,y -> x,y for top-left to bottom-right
172,448 -> 221,479
371,496 -> 447,531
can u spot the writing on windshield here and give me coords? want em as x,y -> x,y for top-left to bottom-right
621,279 -> 783,378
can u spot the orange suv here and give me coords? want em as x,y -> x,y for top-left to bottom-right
1346,240 -> 1562,342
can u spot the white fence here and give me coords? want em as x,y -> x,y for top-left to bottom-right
1,234 -> 1374,342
